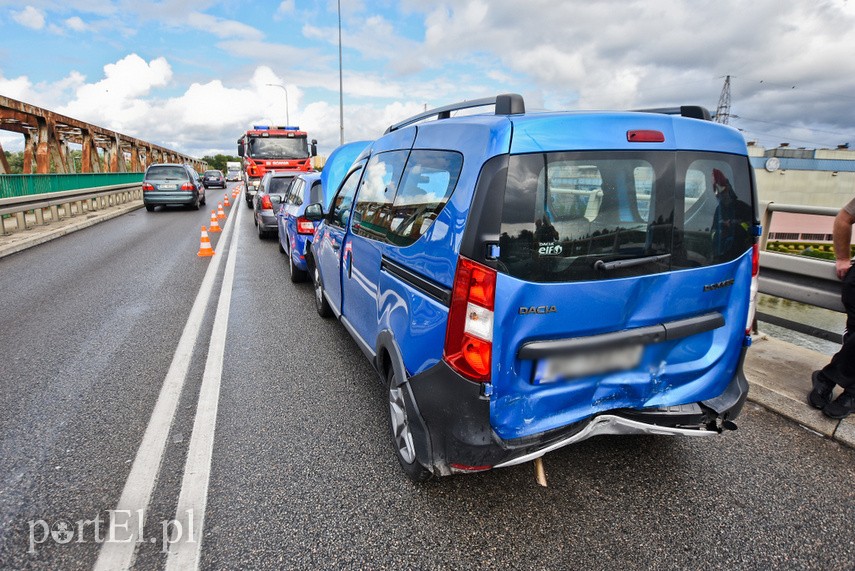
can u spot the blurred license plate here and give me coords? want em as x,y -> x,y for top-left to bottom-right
160,184 -> 177,190
539,344 -> 642,382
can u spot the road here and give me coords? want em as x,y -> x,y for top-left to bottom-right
1,183 -> 853,570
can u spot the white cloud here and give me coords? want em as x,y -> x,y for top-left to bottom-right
186,12 -> 260,39
57,54 -> 172,133
12,6 -> 46,30
0,74 -> 34,101
276,0 -> 295,17
65,16 -> 90,32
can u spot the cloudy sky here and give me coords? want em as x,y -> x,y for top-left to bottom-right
1,0 -> 854,159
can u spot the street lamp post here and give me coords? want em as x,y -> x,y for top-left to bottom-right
338,0 -> 344,145
265,83 -> 290,126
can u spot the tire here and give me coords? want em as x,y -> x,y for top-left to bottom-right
312,263 -> 333,318
145,204 -> 155,212
257,223 -> 266,239
289,248 -> 308,283
200,193 -> 206,207
387,368 -> 433,483
278,239 -> 286,254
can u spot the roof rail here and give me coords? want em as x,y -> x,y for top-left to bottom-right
385,93 -> 525,134
634,105 -> 712,121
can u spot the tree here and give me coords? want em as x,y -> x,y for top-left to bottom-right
4,151 -> 24,174
202,154 -> 240,172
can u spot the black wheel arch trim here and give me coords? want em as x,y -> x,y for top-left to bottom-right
376,330 -> 435,472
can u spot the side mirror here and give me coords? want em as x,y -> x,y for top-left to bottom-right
304,202 -> 324,221
310,139 -> 318,157
237,143 -> 245,157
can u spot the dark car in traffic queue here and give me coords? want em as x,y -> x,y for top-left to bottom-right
276,172 -> 324,282
142,163 -> 206,212
203,169 -> 226,188
254,171 -> 297,238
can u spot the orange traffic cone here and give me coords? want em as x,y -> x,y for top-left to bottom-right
224,194 -> 230,208
197,226 -> 215,257
209,210 -> 221,233
217,202 -> 226,220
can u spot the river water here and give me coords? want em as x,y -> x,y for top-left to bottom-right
755,293 -> 844,356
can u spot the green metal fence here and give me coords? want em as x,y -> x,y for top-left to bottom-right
0,173 -> 144,199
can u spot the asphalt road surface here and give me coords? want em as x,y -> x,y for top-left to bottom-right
1,183 -> 853,570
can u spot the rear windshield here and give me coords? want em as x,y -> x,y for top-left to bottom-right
268,176 -> 295,195
146,166 -> 188,180
498,151 -> 754,283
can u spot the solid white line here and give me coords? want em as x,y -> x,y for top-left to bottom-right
93,204 -> 240,571
166,202 -> 243,570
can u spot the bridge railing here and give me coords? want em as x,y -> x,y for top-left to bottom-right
757,201 -> 844,342
0,183 -> 142,236
0,173 -> 144,199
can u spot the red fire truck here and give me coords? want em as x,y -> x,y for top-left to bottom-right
237,125 -> 317,200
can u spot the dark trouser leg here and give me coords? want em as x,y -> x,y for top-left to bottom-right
822,266 -> 855,390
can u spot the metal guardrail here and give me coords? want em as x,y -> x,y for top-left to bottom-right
757,201 -> 844,342
0,183 -> 142,235
0,173 -> 144,199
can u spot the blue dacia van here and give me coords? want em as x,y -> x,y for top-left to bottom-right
306,94 -> 758,481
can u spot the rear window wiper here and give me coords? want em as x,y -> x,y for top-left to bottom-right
594,253 -> 671,271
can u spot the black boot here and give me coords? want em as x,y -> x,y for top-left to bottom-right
823,390 -> 855,420
809,371 -> 836,409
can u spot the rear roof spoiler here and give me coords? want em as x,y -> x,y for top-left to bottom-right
385,93 -> 525,134
634,105 -> 712,121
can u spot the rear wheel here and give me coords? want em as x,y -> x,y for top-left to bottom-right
257,223 -> 266,239
145,204 -> 155,212
289,247 -> 308,283
387,368 -> 433,482
312,263 -> 333,318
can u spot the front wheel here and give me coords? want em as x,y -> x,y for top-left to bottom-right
387,368 -> 433,483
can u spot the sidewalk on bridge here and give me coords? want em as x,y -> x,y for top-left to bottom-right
745,332 -> 855,448
0,199 -> 143,259
1,207 -> 853,449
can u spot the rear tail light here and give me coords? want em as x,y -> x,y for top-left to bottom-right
261,195 -> 273,210
745,242 -> 760,335
181,182 -> 194,191
444,257 -> 496,382
142,182 -> 154,191
296,217 -> 315,234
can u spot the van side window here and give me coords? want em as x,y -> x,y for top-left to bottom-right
387,150 -> 463,247
329,162 -> 365,229
351,150 -> 409,241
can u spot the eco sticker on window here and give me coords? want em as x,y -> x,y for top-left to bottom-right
538,242 -> 563,256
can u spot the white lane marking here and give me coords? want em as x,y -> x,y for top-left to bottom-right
93,204 -> 240,571
166,201 -> 243,570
